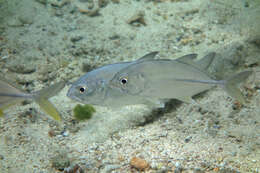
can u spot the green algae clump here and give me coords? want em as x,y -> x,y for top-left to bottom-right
73,104 -> 96,121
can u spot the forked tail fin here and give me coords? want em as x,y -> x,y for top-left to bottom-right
33,81 -> 66,121
0,80 -> 30,117
223,71 -> 253,104
0,79 -> 65,121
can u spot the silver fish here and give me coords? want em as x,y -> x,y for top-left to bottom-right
0,80 -> 65,121
109,55 -> 252,105
67,52 -> 215,107
66,52 -> 159,106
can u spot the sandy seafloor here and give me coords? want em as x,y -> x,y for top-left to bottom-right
0,0 -> 260,172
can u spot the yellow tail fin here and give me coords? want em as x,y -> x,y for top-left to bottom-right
0,79 -> 65,121
33,81 -> 66,121
35,98 -> 61,121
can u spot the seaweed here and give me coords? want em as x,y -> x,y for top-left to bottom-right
73,104 -> 96,121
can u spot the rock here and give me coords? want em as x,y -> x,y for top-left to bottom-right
70,35 -> 83,43
49,0 -> 70,7
7,0 -> 35,26
7,17 -> 24,27
18,12 -> 34,25
98,0 -> 108,8
184,136 -> 192,143
127,11 -> 146,27
74,0 -> 100,17
51,152 -> 70,171
5,55 -> 36,74
130,157 -> 149,171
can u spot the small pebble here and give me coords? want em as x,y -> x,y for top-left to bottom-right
51,153 -> 70,171
184,136 -> 192,143
62,131 -> 69,137
130,157 -> 149,171
127,11 -> 146,26
100,164 -> 120,173
70,36 -> 83,43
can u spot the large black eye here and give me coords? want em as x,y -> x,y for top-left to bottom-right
79,87 -> 86,93
120,77 -> 128,85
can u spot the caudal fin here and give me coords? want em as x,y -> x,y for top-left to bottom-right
0,80 -> 30,116
223,71 -> 253,104
0,79 -> 65,121
33,81 -> 66,121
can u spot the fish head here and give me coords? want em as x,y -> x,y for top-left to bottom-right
109,71 -> 146,96
67,79 -> 106,105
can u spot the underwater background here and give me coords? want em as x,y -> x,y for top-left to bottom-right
0,0 -> 259,172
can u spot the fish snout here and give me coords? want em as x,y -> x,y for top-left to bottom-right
66,87 -> 81,101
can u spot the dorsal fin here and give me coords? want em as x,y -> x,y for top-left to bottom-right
176,52 -> 216,71
176,54 -> 198,63
197,52 -> 216,70
137,51 -> 159,62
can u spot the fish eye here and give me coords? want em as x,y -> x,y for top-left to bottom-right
79,86 -> 87,93
120,77 -> 128,85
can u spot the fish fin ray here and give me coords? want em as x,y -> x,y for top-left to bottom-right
137,52 -> 159,62
223,71 -> 253,104
176,52 -> 215,74
0,79 -> 27,111
196,52 -> 216,70
33,81 -> 66,99
35,98 -> 61,121
33,81 -> 65,121
176,54 -> 198,63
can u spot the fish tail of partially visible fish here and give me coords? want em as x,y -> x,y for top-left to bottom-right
0,80 -> 66,121
34,98 -> 61,121
32,81 -> 66,121
0,80 -> 30,117
221,70 -> 253,104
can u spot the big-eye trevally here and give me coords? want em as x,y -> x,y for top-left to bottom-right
109,56 -> 252,105
67,52 -> 216,107
0,80 -> 65,121
67,52 -> 159,106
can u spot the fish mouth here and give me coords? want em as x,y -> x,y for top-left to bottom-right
66,89 -> 82,102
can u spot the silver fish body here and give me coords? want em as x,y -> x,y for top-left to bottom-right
110,59 -> 213,102
67,52 -> 217,107
66,52 -> 159,106
109,57 -> 252,104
